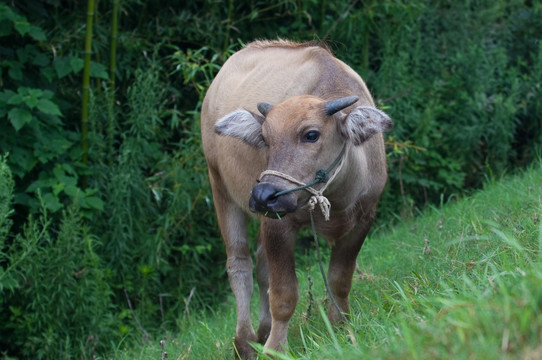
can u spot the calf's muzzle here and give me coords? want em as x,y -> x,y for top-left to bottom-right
249,183 -> 297,218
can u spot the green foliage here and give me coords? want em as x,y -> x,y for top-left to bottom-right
0,0 -> 541,358
0,156 -> 17,294
2,205 -> 114,359
0,4 -> 104,218
0,156 -> 14,244
87,61 -> 226,336
113,161 -> 542,359
0,157 -> 114,358
338,0 -> 542,218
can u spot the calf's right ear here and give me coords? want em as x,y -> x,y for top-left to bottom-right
214,109 -> 266,148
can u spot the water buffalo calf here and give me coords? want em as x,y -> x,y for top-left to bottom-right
201,39 -> 392,358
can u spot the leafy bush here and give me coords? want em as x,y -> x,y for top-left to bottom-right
0,157 -> 114,358
0,156 -> 13,247
0,4 -> 104,220
87,57 -> 228,331
0,0 -> 541,358
334,0 -> 542,218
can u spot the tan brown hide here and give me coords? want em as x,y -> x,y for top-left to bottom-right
200,40 -> 392,359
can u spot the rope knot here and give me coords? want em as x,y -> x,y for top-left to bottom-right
314,169 -> 329,184
308,195 -> 331,221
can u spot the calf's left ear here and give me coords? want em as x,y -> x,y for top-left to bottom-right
214,109 -> 266,148
340,106 -> 393,145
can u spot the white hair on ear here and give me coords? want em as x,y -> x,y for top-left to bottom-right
343,106 -> 393,145
214,109 -> 266,148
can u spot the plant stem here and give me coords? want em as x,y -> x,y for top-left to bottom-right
81,0 -> 95,186
224,0 -> 234,53
110,0 -> 118,92
108,0 -> 119,164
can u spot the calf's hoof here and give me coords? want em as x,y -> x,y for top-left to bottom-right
257,323 -> 271,344
234,336 -> 256,360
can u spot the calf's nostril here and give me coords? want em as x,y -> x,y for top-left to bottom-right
252,184 -> 278,205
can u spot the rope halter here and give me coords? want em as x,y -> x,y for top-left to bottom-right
257,144 -> 348,221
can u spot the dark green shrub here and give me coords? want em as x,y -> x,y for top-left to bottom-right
0,4 -> 104,221
325,0 -> 542,218
0,155 -> 13,248
0,157 -> 114,358
87,60 -> 226,333
1,1 -> 541,358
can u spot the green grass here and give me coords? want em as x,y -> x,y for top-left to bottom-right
110,161 -> 542,359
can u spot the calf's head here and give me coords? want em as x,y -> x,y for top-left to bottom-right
215,95 -> 392,218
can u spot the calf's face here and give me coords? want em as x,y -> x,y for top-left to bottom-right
214,95 -> 392,218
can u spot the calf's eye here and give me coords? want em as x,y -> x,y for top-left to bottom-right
303,130 -> 320,143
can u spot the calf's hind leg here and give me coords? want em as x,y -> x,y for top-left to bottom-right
255,231 -> 271,344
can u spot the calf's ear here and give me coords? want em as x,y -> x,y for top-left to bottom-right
214,109 -> 266,148
340,106 -> 393,145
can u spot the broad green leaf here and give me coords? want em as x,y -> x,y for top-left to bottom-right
6,91 -> 23,105
61,163 -> 76,176
90,61 -> 109,80
12,87 -> 40,108
54,57 -> 72,78
84,187 -> 99,196
32,53 -> 49,67
70,57 -> 84,73
28,25 -> 46,41
14,20 -> 30,36
8,64 -> 22,81
8,107 -> 32,131
16,46 -> 30,63
53,56 -> 83,79
26,178 -> 54,193
37,98 -> 62,116
10,147 -> 36,175
85,196 -> 104,211
0,4 -> 16,23
0,90 -> 15,102
52,182 -> 64,196
40,89 -> 54,99
26,88 -> 44,98
41,192 -> 62,212
64,184 -> 79,197
52,166 -> 65,181
41,67 -> 55,82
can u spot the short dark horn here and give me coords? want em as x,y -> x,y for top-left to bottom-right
257,102 -> 272,117
324,96 -> 359,116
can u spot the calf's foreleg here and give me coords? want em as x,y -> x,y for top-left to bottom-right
261,219 -> 299,353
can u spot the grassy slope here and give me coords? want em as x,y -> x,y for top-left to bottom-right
112,162 -> 541,359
